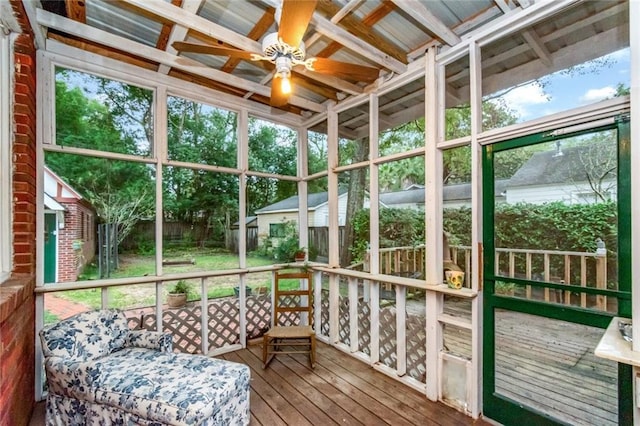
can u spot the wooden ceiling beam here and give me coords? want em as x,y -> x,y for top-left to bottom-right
156,0 -> 183,51
37,8 -> 324,113
303,0 -> 364,50
65,0 -> 86,23
408,4 -> 503,60
158,0 -> 206,74
390,0 -> 461,46
310,11 -> 406,74
221,7 -> 275,74
121,0 -> 262,52
122,0 -> 364,96
494,0 -> 552,67
315,0 -> 406,64
48,32 -> 158,71
446,1 -> 626,87
291,76 -> 339,101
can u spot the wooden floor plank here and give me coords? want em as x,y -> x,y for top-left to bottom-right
243,347 -> 364,425
223,351 -> 314,426
233,342 -> 488,426
230,347 -> 340,425
287,354 -> 419,426
316,345 -> 477,426
247,344 -> 388,426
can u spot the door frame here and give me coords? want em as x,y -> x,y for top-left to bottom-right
481,117 -> 632,425
44,212 -> 58,284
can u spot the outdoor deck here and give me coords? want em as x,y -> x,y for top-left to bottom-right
29,341 -> 490,426
219,341 -> 490,426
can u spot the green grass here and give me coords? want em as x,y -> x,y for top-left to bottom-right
57,249 -> 278,310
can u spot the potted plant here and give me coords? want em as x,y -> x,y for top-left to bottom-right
293,248 -> 306,262
167,280 -> 192,308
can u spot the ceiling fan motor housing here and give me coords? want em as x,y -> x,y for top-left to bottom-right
262,32 -> 306,61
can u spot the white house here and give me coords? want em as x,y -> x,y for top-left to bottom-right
505,144 -> 617,205
254,190 -> 354,242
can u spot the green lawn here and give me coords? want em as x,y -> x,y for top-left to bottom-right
56,249 -> 278,311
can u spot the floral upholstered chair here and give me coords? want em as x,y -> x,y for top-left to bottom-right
40,309 -> 250,426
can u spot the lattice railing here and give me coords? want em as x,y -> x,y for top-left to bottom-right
317,289 -> 426,380
125,294 -> 272,354
379,307 -> 397,370
406,314 -> 427,383
125,290 -> 427,379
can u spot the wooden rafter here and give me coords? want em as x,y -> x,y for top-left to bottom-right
390,0 -> 461,46
48,32 -> 158,71
221,7 -> 275,74
65,0 -> 86,23
121,0 -> 367,96
315,0 -> 405,64
494,0 -> 552,67
37,8 -> 324,113
158,0 -> 205,75
156,0 -> 183,51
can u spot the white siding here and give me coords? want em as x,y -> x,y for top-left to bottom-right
506,180 -> 617,205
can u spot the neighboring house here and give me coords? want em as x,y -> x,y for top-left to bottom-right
505,144 -> 617,205
379,181 -> 508,209
254,182 -> 511,243
254,190 -> 356,243
44,166 -> 96,283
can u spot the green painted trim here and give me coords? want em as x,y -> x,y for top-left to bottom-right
617,118 -> 632,317
482,118 -> 631,425
482,142 -> 496,419
486,276 -> 631,298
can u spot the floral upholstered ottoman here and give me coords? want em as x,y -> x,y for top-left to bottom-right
40,309 -> 250,426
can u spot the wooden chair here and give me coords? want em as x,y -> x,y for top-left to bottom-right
262,270 -> 315,369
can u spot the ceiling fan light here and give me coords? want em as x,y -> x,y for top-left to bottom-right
281,75 -> 291,95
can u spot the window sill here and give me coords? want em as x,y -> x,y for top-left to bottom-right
0,274 -> 35,324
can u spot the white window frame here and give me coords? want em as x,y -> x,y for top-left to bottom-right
0,31 -> 13,284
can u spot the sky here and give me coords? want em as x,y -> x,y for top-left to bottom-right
494,48 -> 630,122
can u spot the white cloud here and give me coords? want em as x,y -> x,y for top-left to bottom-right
497,83 -> 549,119
579,86 -> 616,103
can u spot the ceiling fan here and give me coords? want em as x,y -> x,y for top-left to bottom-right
172,0 -> 380,107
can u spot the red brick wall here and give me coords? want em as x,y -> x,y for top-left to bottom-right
0,1 -> 37,425
58,203 -> 80,282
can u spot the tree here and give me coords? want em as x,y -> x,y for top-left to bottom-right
165,97 -> 240,244
245,120 -> 298,214
48,73 -> 155,244
340,137 -> 369,267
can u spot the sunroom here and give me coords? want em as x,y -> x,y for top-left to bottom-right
1,0 -> 638,425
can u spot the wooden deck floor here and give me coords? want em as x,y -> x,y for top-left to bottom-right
220,341 -> 491,426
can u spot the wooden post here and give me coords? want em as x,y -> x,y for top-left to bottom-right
595,239 -> 607,311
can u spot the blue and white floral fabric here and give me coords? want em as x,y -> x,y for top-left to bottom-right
40,309 -> 250,426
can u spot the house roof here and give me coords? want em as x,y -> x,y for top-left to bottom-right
377,180 -> 509,205
255,190 -> 347,214
44,193 -> 66,211
231,216 -> 258,229
508,144 -> 616,188
44,166 -> 84,200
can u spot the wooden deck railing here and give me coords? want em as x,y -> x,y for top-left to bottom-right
371,243 -> 609,311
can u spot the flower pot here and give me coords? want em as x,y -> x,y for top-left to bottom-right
234,286 -> 252,297
167,293 -> 187,308
445,270 -> 465,290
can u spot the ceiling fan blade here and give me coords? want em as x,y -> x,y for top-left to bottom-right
172,41 -> 255,60
278,0 -> 318,47
306,57 -> 380,83
270,79 -> 290,107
